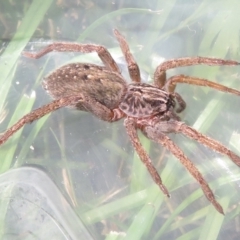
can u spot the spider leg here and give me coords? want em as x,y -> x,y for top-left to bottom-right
0,95 -> 124,146
152,119 -> 240,168
114,29 -> 141,83
0,96 -> 84,145
143,122 -> 224,214
124,117 -> 170,197
23,43 -> 120,73
154,57 -> 239,90
164,74 -> 240,95
76,97 -> 125,122
176,122 -> 240,167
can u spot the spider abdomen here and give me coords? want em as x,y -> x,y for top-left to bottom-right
119,83 -> 175,118
43,63 -> 127,110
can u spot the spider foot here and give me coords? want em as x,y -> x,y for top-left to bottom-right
213,200 -> 224,215
22,51 -> 37,58
202,180 -> 225,214
157,182 -> 170,198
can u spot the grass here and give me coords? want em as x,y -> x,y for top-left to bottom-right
0,0 -> 54,171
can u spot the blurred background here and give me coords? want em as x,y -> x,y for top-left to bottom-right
0,0 -> 240,239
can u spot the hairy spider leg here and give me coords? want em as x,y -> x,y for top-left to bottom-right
143,122 -> 224,214
154,56 -> 240,91
164,75 -> 240,95
124,117 -> 170,197
23,42 -> 121,74
0,95 -> 124,146
177,122 -> 240,167
0,96 -> 83,145
114,29 -> 141,83
143,118 -> 240,214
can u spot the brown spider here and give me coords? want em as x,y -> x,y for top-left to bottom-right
1,29 -> 240,214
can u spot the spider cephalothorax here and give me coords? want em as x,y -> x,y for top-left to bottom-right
119,83 -> 177,118
1,29 -> 240,214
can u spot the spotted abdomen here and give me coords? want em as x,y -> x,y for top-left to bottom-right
43,63 -> 127,110
119,83 -> 175,118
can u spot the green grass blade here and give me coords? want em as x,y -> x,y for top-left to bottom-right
0,0 -> 53,108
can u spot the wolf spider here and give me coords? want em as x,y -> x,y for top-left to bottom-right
1,29 -> 240,214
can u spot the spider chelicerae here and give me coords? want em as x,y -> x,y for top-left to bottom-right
1,29 -> 240,214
